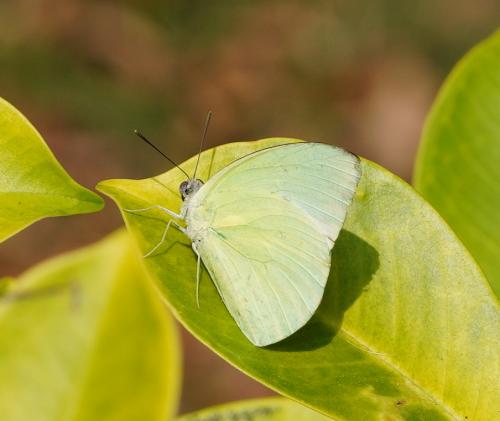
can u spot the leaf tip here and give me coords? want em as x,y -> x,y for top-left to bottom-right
95,179 -> 119,198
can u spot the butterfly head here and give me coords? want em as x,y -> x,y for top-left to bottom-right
179,179 -> 204,201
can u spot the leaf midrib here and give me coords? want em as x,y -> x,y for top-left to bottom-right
337,329 -> 460,420
0,189 -> 99,204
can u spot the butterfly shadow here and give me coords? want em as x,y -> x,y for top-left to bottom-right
267,229 -> 379,352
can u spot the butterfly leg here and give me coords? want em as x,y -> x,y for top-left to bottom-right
124,205 -> 183,220
143,219 -> 185,258
193,242 -> 202,308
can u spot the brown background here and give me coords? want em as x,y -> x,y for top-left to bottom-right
0,0 -> 498,414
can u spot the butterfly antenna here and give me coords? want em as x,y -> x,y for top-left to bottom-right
134,130 -> 190,179
192,111 -> 212,180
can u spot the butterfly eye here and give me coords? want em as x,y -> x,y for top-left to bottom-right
179,181 -> 190,200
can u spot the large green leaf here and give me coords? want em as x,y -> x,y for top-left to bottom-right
0,230 -> 180,421
414,31 -> 500,297
0,97 -> 103,242
176,397 -> 330,421
98,139 -> 500,420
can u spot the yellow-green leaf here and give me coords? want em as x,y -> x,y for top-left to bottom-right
0,230 -> 181,421
414,31 -> 500,297
98,139 -> 499,420
0,97 -> 103,242
176,397 -> 330,421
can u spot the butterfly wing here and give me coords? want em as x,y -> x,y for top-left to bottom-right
188,142 -> 361,346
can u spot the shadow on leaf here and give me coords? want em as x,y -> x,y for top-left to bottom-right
268,230 -> 379,351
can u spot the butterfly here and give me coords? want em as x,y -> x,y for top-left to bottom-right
129,121 -> 360,347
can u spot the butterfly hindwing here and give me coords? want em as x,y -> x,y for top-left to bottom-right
188,142 -> 361,346
197,204 -> 331,346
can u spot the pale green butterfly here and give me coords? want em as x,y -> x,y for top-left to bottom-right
129,119 -> 361,347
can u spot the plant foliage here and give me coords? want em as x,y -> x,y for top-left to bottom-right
0,230 -> 180,421
99,139 -> 499,420
176,397 -> 330,421
414,30 -> 500,298
0,97 -> 103,243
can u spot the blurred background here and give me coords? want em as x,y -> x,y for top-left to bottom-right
0,0 -> 498,414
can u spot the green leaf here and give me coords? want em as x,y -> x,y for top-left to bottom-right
0,97 -> 103,242
98,139 -> 500,420
414,31 -> 500,298
0,277 -> 14,296
0,230 -> 181,421
176,397 -> 330,421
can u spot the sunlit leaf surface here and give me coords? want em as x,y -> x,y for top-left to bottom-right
0,230 -> 180,421
414,30 -> 500,297
99,139 -> 499,420
176,397 -> 330,421
0,97 -> 103,242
